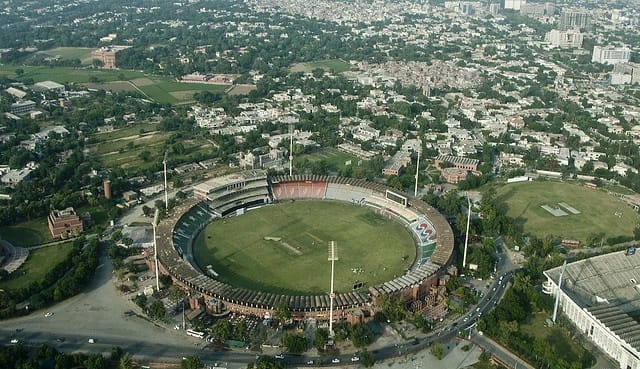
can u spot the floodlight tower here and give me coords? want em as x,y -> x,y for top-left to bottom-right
153,208 -> 160,292
414,148 -> 421,197
163,150 -> 169,214
328,241 -> 339,337
462,192 -> 471,268
552,260 -> 567,324
289,123 -> 294,176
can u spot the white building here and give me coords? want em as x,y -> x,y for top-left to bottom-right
543,251 -> 640,369
545,29 -> 583,49
592,46 -> 631,65
504,0 -> 523,10
611,63 -> 640,85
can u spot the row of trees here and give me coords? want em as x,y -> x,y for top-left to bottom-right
0,237 -> 100,319
0,343 -> 138,369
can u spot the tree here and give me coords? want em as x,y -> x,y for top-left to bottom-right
273,303 -> 291,327
255,356 -> 285,369
15,68 -> 24,77
111,346 -> 123,361
148,300 -> 166,320
159,274 -> 173,287
360,348 -> 375,367
181,356 -> 203,369
314,328 -> 329,349
634,226 -> 640,241
430,343 -> 444,360
281,333 -> 308,353
348,322 -> 374,347
119,354 -> 134,369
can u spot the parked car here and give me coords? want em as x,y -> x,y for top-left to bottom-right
10,339 -> 19,344
351,356 -> 360,362
88,338 -> 95,344
44,312 -> 53,318
331,358 -> 340,364
275,354 -> 285,359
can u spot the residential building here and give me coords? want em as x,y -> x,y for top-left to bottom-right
592,46 -> 631,65
382,150 -> 412,176
610,63 -> 640,85
48,207 -> 84,238
545,29 -> 583,49
559,10 -> 590,30
504,0 -> 523,11
10,100 -> 36,115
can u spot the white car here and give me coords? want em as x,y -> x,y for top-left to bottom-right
44,312 -> 53,318
331,358 -> 340,364
10,339 -> 19,344
306,360 -> 314,365
88,338 -> 95,344
351,356 -> 360,362
275,354 -> 285,359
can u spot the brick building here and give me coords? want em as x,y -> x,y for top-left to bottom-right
48,207 -> 84,238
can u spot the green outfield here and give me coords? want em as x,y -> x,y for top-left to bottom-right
290,59 -> 351,73
496,181 -> 640,243
38,47 -> 95,63
193,201 -> 416,295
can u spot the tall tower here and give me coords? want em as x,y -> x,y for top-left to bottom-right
328,241 -> 339,337
103,180 -> 112,200
289,124 -> 293,176
462,192 -> 471,268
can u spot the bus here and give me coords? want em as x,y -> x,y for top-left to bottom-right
186,329 -> 205,339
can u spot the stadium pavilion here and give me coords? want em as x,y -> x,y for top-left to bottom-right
543,250 -> 640,369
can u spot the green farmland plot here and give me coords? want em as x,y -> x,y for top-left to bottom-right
193,201 -> 416,295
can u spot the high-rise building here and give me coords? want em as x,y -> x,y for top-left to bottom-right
545,29 -> 583,49
489,3 -> 500,15
610,63 -> 640,85
504,0 -> 523,11
592,46 -> 631,65
560,10 -> 590,30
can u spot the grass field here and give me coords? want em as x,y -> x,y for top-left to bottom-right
519,312 -> 590,365
496,181 -> 640,243
193,201 -> 416,295
88,124 -> 215,169
0,65 -> 228,104
0,242 -> 74,290
296,147 -> 363,172
291,59 -> 351,73
0,219 -> 53,247
137,81 -> 228,104
37,47 -> 95,63
0,65 -> 146,83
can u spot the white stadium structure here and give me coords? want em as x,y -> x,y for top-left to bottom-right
543,250 -> 640,369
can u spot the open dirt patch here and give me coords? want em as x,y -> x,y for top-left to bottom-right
227,84 -> 257,95
83,81 -> 136,92
131,77 -> 155,86
169,90 -> 196,100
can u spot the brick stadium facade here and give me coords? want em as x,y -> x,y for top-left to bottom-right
155,172 -> 454,321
